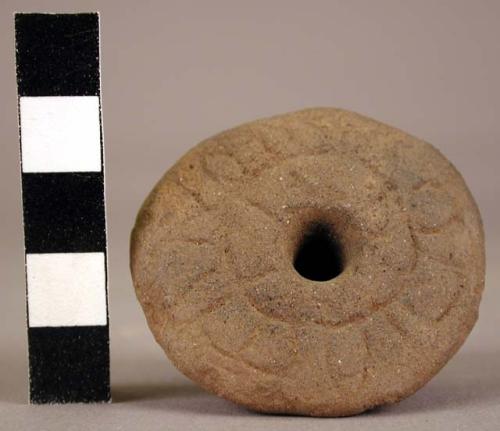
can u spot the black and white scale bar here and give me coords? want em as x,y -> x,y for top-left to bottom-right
15,13 -> 110,404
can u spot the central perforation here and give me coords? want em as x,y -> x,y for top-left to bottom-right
293,222 -> 344,282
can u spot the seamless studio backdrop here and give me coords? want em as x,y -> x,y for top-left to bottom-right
0,1 -> 499,430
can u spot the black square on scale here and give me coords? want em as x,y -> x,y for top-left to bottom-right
22,172 -> 106,254
15,13 -> 100,97
28,326 -> 110,403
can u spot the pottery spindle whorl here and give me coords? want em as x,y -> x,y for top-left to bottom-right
130,108 -> 485,416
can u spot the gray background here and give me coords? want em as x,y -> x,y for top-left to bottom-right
1,1 -> 499,430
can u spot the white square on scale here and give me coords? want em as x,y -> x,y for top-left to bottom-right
26,252 -> 107,327
20,96 -> 102,173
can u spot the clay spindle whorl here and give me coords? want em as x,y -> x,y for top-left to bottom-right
130,108 -> 485,417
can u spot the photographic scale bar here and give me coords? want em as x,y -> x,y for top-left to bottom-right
15,12 -> 110,403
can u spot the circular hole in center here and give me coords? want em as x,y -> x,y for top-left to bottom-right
293,222 -> 344,281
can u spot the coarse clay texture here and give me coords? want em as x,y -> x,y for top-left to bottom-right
130,108 -> 485,416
